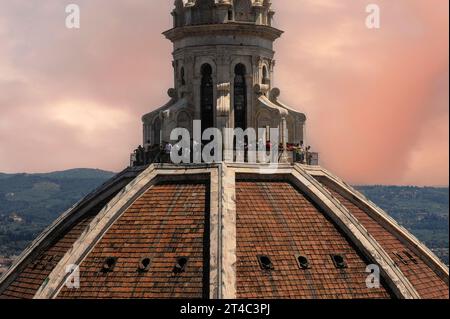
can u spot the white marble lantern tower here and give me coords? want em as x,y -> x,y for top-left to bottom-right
142,0 -> 307,157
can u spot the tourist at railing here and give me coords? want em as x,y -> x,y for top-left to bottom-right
163,142 -> 173,163
292,142 -> 317,165
136,145 -> 145,166
294,141 -> 305,164
144,140 -> 151,164
147,144 -> 159,164
131,140 -> 316,167
305,146 -> 312,165
154,144 -> 163,163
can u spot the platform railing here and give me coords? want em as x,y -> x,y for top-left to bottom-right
130,145 -> 319,167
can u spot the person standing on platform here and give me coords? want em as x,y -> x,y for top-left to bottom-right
164,142 -> 173,163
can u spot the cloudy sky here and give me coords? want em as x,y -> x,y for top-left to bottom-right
0,0 -> 448,186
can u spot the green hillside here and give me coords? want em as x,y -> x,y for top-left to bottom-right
356,186 -> 449,264
0,169 -> 115,256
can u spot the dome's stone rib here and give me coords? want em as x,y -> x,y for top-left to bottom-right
1,164 -> 448,299
1,211 -> 97,299
33,165 -> 161,298
290,166 -> 421,298
0,167 -> 140,299
310,177 -> 448,299
307,166 -> 449,284
1,0 -> 448,299
57,182 -> 210,299
33,165 -> 220,299
315,176 -> 449,299
235,179 -> 393,299
218,163 -> 237,299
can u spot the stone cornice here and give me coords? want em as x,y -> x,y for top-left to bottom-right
163,23 -> 283,42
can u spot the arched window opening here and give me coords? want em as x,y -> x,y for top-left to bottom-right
228,9 -> 234,21
201,64 -> 214,137
234,63 -> 247,131
262,66 -> 269,85
153,118 -> 161,145
180,67 -> 186,86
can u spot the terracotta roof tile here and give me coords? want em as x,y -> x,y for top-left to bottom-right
0,197 -> 115,299
315,176 -> 449,299
57,182 -> 209,299
235,180 -> 393,299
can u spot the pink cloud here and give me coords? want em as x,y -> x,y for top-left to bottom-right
275,0 -> 449,185
0,0 -> 448,185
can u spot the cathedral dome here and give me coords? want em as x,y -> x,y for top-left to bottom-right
0,165 -> 448,299
0,1 -> 448,300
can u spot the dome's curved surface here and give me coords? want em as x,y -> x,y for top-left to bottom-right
0,164 -> 447,299
0,1 -> 447,299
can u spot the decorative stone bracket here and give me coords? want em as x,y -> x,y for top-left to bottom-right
269,87 -> 280,102
217,83 -> 231,117
167,88 -> 177,99
253,83 -> 270,96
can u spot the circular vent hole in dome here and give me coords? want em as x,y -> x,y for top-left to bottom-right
138,257 -> 152,273
101,257 -> 118,273
295,254 -> 310,269
257,255 -> 274,271
331,254 -> 347,269
173,257 -> 189,274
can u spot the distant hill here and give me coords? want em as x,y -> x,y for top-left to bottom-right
0,169 -> 115,256
0,170 -> 447,265
34,168 -> 116,180
356,186 -> 449,265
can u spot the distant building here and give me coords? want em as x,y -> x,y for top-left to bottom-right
0,257 -> 14,278
9,213 -> 23,224
0,0 -> 448,299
